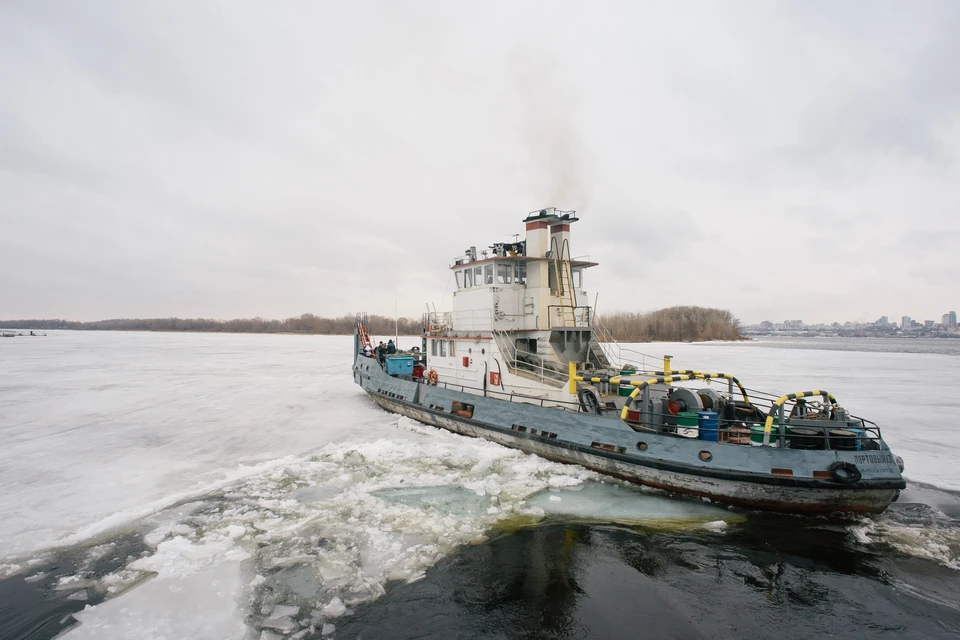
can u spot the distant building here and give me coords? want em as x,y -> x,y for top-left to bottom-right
901,315 -> 911,330
924,320 -> 935,328
943,313 -> 951,327
760,320 -> 774,330
876,315 -> 889,326
950,311 -> 957,327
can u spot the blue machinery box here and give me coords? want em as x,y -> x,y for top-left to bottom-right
385,356 -> 414,376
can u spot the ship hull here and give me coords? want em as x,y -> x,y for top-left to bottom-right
353,352 -> 904,515
368,393 -> 899,515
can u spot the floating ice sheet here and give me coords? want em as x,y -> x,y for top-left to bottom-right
526,481 -> 735,526
59,416 -> 600,638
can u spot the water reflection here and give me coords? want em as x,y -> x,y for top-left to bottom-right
338,519 -> 960,640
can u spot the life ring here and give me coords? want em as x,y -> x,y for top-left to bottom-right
426,369 -> 439,386
827,460 -> 862,484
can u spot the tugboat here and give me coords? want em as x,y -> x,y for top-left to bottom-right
353,208 -> 906,514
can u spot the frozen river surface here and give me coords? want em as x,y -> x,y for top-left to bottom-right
1,332 -> 958,639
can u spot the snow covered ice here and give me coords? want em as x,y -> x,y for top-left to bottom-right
2,332 -> 959,638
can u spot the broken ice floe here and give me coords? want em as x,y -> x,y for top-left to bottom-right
49,416 -> 743,638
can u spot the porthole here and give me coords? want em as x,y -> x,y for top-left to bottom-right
468,348 -> 472,354
637,442 -> 648,452
699,451 -> 713,462
481,348 -> 485,355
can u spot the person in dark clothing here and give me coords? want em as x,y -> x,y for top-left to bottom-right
387,339 -> 397,354
375,341 -> 386,365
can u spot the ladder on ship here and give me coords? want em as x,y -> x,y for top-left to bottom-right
552,238 -> 578,327
356,313 -> 373,350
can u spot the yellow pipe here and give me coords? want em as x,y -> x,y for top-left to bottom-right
568,361 -> 577,395
663,355 -> 672,371
762,390 -> 837,433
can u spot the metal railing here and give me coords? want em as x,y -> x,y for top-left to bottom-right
546,305 -> 592,328
591,315 -> 659,371
491,327 -> 568,387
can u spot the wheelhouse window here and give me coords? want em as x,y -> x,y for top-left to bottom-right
474,266 -> 482,286
456,270 -> 464,289
497,262 -> 512,284
450,341 -> 456,356
432,339 -> 438,356
515,262 -> 526,285
572,269 -> 582,288
440,340 -> 447,356
484,264 -> 494,284
464,269 -> 473,288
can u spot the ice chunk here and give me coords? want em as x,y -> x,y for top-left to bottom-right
268,604 -> 301,619
527,481 -> 733,525
321,596 -> 348,618
261,616 -> 298,633
67,560 -> 246,640
56,576 -> 96,592
702,520 -> 728,531
67,590 -> 89,601
322,622 -> 336,636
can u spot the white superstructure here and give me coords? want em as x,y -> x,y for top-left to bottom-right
422,208 -> 607,404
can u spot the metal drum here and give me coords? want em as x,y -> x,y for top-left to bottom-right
787,426 -> 825,450
829,429 -> 859,451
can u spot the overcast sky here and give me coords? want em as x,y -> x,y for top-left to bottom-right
2,1 -> 958,324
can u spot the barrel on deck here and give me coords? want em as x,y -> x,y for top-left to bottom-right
829,428 -> 861,451
696,411 -> 719,441
676,411 -> 699,438
787,426 -> 826,450
618,371 -> 636,396
750,421 -> 782,446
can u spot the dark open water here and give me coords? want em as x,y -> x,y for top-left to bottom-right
336,486 -> 960,640
5,484 -> 959,640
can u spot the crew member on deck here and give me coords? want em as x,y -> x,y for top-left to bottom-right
387,339 -> 396,354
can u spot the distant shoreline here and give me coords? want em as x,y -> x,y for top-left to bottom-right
0,327 -> 747,344
0,306 -> 746,343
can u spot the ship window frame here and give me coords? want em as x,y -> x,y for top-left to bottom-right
484,264 -> 494,285
455,270 -> 464,289
572,269 -> 582,289
464,269 -> 473,288
440,340 -> 447,357
450,341 -> 456,356
515,262 -> 526,285
496,262 -> 512,284
474,266 -> 482,285
431,339 -> 438,356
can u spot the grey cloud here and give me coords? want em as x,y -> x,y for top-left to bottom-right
1,1 -> 958,324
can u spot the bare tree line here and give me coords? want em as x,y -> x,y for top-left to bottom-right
1,306 -> 742,341
598,306 -> 743,342
0,314 -> 422,335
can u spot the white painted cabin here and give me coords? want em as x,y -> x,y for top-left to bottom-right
422,208 -> 608,406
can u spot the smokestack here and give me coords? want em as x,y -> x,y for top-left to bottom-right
524,210 -> 550,258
